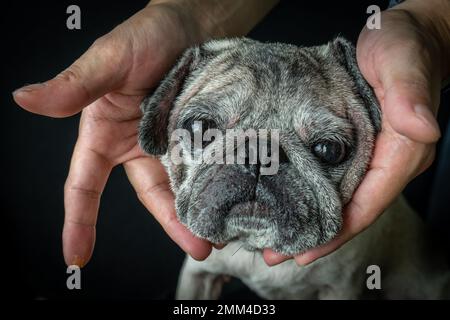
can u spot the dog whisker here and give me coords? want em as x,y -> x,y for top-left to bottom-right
232,244 -> 244,256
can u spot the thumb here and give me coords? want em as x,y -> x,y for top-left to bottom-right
379,51 -> 441,144
13,37 -> 130,118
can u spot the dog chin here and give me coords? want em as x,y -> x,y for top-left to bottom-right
186,201 -> 272,243
221,201 -> 276,249
184,200 -> 312,255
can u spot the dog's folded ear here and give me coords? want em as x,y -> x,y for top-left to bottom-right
138,47 -> 201,155
331,37 -> 382,132
329,37 -> 382,203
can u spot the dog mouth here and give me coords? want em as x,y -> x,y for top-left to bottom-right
182,166 -> 302,252
223,201 -> 274,250
194,200 -> 275,250
184,196 -> 317,255
186,198 -> 276,245
226,201 -> 272,231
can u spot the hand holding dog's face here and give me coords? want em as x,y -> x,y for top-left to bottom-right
138,38 -> 380,255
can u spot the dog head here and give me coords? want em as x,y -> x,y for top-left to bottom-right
138,37 -> 381,255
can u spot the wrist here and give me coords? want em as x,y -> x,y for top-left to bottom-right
392,0 -> 450,80
142,1 -> 206,49
148,0 -> 279,42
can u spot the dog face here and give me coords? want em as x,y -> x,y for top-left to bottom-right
138,38 -> 381,255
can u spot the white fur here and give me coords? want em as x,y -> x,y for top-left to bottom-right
177,196 -> 450,299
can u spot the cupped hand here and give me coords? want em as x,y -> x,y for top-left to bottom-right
264,7 -> 447,266
13,3 -> 213,266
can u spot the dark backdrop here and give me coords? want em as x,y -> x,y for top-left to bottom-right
4,0 -> 448,300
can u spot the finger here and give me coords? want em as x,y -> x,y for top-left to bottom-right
378,45 -> 441,143
124,156 -> 212,261
12,35 -> 130,118
213,243 -> 227,250
263,249 -> 292,266
63,141 -> 113,267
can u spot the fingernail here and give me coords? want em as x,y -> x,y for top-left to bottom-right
13,82 -> 47,95
213,243 -> 226,250
71,255 -> 85,268
414,104 -> 439,131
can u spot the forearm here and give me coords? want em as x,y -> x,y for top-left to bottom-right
392,0 -> 450,79
149,0 -> 279,40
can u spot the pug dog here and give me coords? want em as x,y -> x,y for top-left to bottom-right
138,37 -> 450,299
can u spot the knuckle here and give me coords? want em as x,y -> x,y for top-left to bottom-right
164,212 -> 179,228
91,35 -> 109,50
64,182 -> 101,200
91,33 -> 129,65
136,180 -> 172,214
57,64 -> 84,83
137,180 -> 171,200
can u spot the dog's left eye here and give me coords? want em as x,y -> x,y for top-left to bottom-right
312,140 -> 346,164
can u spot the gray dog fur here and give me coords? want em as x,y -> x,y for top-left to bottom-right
138,38 -> 450,299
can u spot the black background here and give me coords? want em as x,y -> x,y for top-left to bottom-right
3,0 -> 448,300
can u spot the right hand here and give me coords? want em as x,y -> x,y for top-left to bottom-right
13,3 -> 214,267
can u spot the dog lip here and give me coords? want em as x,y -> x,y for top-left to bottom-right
224,201 -> 272,233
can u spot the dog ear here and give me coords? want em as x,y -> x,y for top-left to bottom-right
331,37 -> 381,132
138,47 -> 200,155
330,37 -> 382,203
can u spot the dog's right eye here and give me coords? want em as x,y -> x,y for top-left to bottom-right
312,140 -> 346,165
182,118 -> 218,148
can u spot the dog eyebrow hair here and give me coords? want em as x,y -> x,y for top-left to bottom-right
295,105 -> 354,144
177,106 -> 215,124
176,102 -> 228,128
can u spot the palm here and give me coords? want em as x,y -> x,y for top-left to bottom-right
79,95 -> 142,162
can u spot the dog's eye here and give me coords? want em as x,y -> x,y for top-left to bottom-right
182,118 -> 218,148
312,140 -> 346,164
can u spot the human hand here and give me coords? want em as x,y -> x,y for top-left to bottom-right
13,0 -> 278,267
263,1 -> 450,266
13,3 -> 215,267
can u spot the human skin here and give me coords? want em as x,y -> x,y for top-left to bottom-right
13,0 -> 450,268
